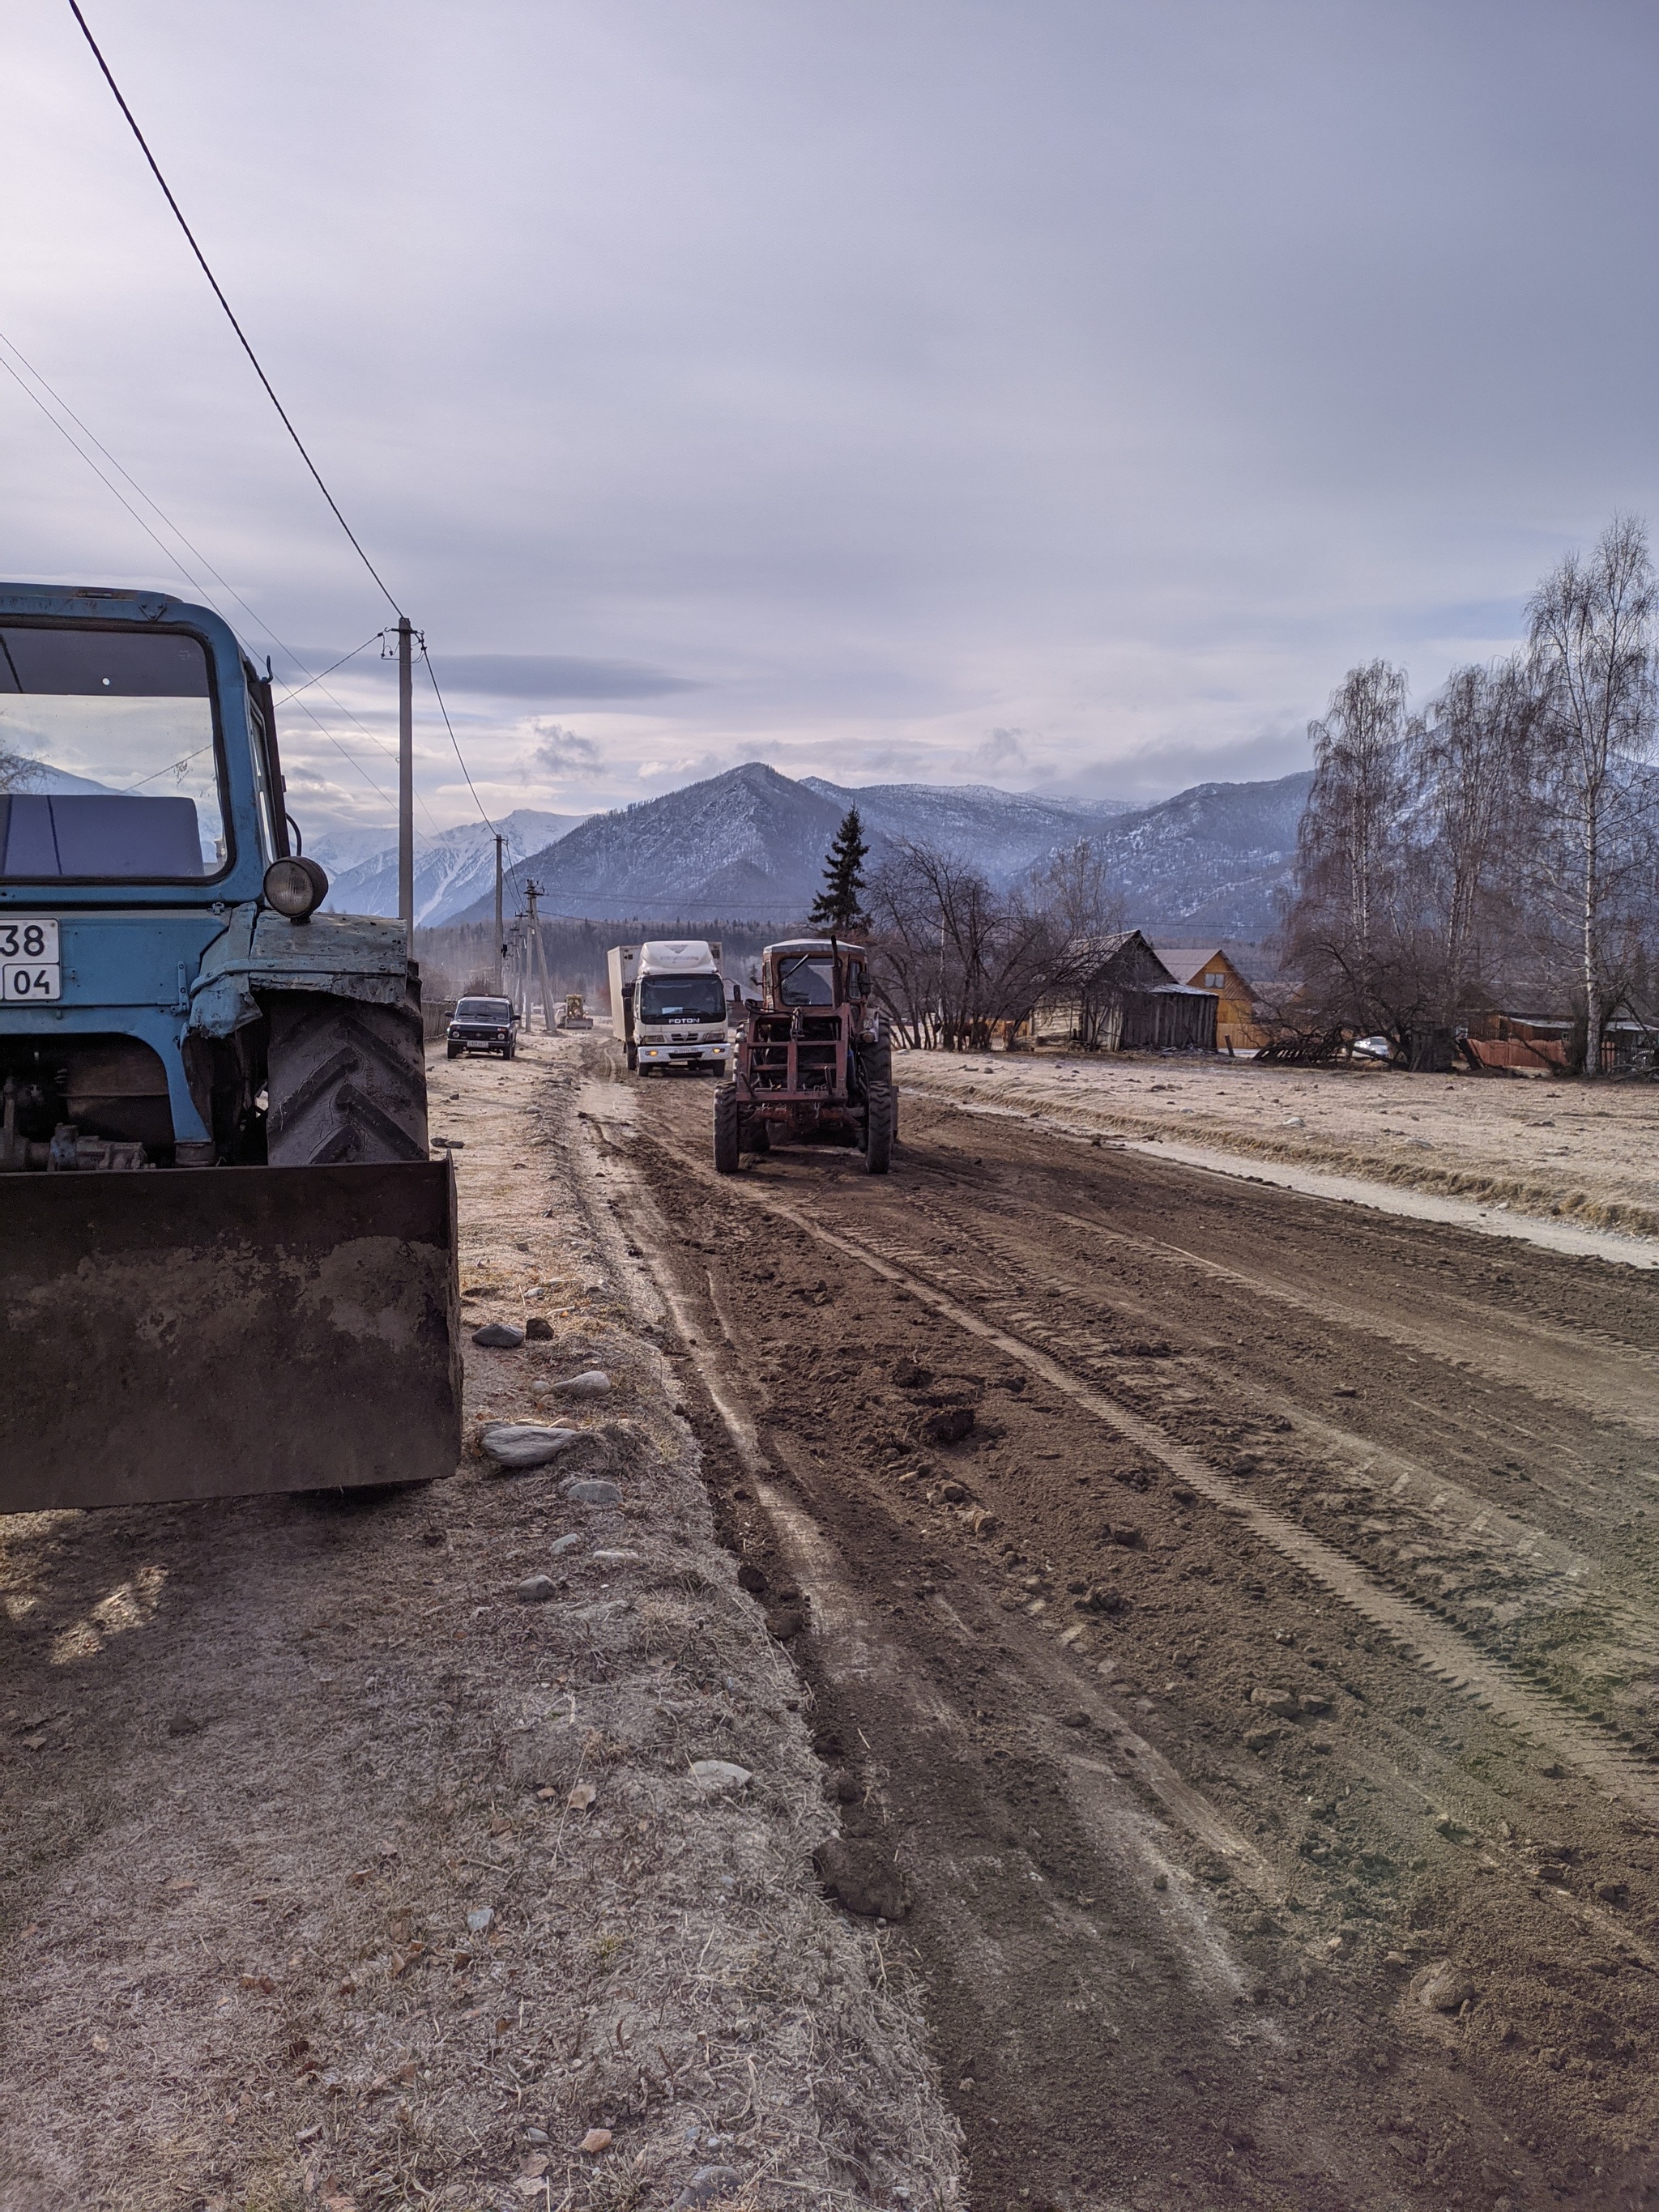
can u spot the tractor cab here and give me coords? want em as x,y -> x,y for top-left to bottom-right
764,939 -> 872,1014
714,936 -> 895,1174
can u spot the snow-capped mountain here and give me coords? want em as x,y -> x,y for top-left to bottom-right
446,761 -> 1310,936
318,808 -> 590,927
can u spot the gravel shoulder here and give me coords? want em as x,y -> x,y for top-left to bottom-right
0,1034 -> 957,2212
897,1049 -> 1659,1247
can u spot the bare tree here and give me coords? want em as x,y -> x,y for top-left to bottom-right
1281,661 -> 1415,1042
1407,654 -> 1540,1031
0,744 -> 41,791
866,840 -> 1068,1050
1526,514 -> 1657,1073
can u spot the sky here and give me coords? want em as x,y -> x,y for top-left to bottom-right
3,0 -> 1657,843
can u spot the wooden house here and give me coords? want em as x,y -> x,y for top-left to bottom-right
1169,946 -> 1268,1053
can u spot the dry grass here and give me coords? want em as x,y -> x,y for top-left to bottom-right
902,1049 -> 1659,1239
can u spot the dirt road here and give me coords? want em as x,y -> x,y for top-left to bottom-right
592,1040 -> 1659,2212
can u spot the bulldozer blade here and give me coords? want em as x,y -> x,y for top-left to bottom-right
0,1160 -> 461,1514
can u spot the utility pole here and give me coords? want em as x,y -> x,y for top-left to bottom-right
525,880 -> 557,1034
493,833 -> 505,995
397,616 -> 414,942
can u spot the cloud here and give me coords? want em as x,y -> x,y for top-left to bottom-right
964,727 -> 1029,776
530,722 -> 601,773
434,655 -> 699,701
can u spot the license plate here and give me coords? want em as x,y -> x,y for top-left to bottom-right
0,918 -> 61,1002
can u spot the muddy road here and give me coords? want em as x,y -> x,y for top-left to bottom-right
586,1042 -> 1659,2212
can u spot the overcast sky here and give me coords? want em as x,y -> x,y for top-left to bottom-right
4,1 -> 1657,839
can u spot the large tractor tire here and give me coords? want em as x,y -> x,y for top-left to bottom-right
864,1083 -> 895,1174
861,1033 -> 893,1089
713,1082 -> 740,1174
266,992 -> 429,1166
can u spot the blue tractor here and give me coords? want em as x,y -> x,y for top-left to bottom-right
0,584 -> 460,1511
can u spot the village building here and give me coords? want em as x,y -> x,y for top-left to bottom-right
1026,930 -> 1218,1052
1151,944 -> 1269,1053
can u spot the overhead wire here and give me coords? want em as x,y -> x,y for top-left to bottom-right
0,330 -> 441,832
53,4 -> 510,878
66,0 -> 402,618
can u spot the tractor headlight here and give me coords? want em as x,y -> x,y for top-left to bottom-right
263,855 -> 330,920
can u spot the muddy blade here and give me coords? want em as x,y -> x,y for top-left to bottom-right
0,1161 -> 461,1512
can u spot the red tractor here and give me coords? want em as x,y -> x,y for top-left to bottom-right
714,938 -> 895,1174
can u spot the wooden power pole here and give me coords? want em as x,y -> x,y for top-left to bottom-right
397,616 -> 414,940
493,833 -> 505,995
524,880 -> 556,1034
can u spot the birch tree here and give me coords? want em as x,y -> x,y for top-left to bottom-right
1527,515 -> 1657,1072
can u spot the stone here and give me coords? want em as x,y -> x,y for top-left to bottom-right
467,1907 -> 494,1933
1418,1965 -> 1475,2014
550,1532 -> 582,1555
473,1322 -> 525,1349
673,2167 -> 740,2210
1250,1686 -> 1300,1716
480,1423 -> 580,1468
814,1836 -> 908,1920
689,1759 -> 752,1795
593,1548 -> 642,1564
551,1370 -> 612,1396
564,1478 -> 623,1507
524,1316 -> 554,1341
515,1575 -> 558,1604
580,2128 -> 613,2154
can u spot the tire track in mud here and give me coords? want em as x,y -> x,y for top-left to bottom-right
584,1094 -> 1459,2212
644,1129 -> 1659,1825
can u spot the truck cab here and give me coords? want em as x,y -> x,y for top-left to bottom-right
608,938 -> 731,1074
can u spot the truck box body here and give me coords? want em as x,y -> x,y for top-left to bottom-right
607,939 -> 730,1072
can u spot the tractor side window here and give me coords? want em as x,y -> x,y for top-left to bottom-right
778,956 -> 834,1007
0,625 -> 228,880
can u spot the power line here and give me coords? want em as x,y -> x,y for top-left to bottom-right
419,643 -> 499,837
0,330 -> 420,796
66,0 -> 403,618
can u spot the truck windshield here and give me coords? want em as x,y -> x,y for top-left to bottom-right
455,999 -> 512,1021
639,975 -> 725,1022
0,625 -> 228,880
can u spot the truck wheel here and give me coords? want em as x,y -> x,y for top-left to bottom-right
266,992 -> 429,1166
713,1083 -> 740,1174
864,1083 -> 894,1174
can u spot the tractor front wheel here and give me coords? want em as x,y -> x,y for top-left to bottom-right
864,1083 -> 894,1174
713,1083 -> 740,1174
266,991 -> 429,1166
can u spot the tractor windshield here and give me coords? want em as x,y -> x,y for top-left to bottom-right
777,955 -> 835,1007
639,975 -> 725,1022
0,625 -> 228,880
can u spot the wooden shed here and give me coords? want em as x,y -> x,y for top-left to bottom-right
1029,931 -> 1218,1053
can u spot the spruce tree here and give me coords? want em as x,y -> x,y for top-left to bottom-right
809,808 -> 870,933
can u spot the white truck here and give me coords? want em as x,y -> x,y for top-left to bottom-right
607,940 -> 731,1075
